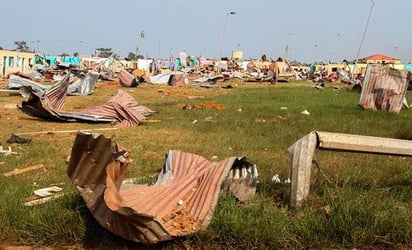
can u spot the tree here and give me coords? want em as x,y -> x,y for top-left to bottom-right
95,48 -> 118,58
14,41 -> 30,52
126,52 -> 144,61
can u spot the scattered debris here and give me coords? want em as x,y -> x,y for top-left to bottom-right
4,103 -> 18,109
19,73 -> 155,127
67,132 -> 258,244
33,186 -> 63,197
0,146 -> 17,155
271,174 -> 281,183
4,164 -> 54,177
15,127 -> 117,136
359,64 -> 409,113
24,186 -> 65,207
7,134 -> 31,144
301,109 -> 310,115
119,69 -> 141,87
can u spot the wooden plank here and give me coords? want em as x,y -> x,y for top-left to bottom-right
15,127 -> 118,136
3,164 -> 54,177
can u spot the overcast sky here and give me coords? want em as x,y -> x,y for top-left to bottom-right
1,0 -> 411,63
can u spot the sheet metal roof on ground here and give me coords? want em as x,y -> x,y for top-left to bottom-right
359,64 -> 409,113
67,132 -> 258,244
19,71 -> 154,126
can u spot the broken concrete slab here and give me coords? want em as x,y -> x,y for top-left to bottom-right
288,131 -> 412,208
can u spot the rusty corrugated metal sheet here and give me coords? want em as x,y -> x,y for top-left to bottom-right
119,69 -> 139,87
67,132 -> 258,244
359,64 -> 408,113
19,71 -> 154,126
44,72 -> 70,111
288,131 -> 412,208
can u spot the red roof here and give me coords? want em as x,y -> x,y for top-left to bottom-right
363,54 -> 397,61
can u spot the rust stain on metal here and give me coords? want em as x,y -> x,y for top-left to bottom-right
359,64 -> 409,113
67,132 -> 258,244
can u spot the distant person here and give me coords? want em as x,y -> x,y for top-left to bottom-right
261,54 -> 267,62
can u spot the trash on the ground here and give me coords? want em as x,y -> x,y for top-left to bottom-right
7,134 -> 31,144
33,186 -> 63,197
15,127 -> 117,136
301,109 -> 310,115
3,163 -> 54,177
0,146 -> 17,155
288,131 -> 412,208
271,174 -> 281,183
67,132 -> 258,244
24,186 -> 65,207
19,72 -> 155,127
280,107 -> 288,110
4,103 -> 18,109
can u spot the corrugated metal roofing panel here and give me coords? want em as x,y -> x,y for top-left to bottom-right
359,64 -> 408,113
19,71 -> 153,126
67,132 -> 258,244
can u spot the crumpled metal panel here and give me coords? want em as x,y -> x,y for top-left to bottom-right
68,71 -> 99,96
288,131 -> 412,208
359,64 -> 408,113
119,69 -> 139,87
19,72 -> 154,127
67,132 -> 258,244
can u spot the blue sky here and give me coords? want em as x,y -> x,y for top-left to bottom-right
1,0 -> 411,63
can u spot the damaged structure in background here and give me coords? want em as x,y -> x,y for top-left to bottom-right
15,71 -> 154,127
288,131 -> 412,208
8,70 -> 99,96
359,64 -> 409,113
67,132 -> 258,244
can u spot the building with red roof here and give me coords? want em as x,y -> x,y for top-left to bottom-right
360,54 -> 401,64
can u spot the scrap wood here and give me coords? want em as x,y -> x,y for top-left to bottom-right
15,127 -> 118,136
143,119 -> 161,123
24,193 -> 66,207
3,163 -> 55,177
23,186 -> 64,206
0,146 -> 18,155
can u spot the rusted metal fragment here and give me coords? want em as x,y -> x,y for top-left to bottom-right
289,131 -> 412,208
19,72 -> 154,126
359,64 -> 409,113
119,69 -> 139,87
67,132 -> 258,244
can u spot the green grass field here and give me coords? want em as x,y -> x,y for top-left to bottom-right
0,80 -> 411,249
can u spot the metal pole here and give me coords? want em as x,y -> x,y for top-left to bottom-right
337,33 -> 340,62
219,11 -> 236,60
352,0 -> 375,76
